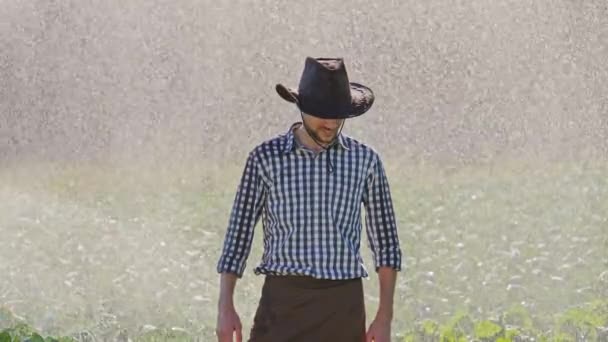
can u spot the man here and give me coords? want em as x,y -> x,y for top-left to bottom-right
215,57 -> 402,342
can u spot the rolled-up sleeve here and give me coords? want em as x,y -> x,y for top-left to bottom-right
216,151 -> 267,278
362,154 -> 402,272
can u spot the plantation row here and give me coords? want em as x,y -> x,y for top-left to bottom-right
1,300 -> 606,342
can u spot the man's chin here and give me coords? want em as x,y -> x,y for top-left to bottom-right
319,135 -> 336,143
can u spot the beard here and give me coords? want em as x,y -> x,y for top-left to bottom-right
308,127 -> 338,145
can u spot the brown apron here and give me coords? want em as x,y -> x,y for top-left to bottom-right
248,275 -> 366,342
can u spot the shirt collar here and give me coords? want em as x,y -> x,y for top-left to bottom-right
283,122 -> 350,154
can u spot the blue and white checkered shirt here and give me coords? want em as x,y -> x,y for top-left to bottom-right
216,122 -> 402,280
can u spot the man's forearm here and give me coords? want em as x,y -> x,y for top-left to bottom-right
218,272 -> 239,308
376,266 -> 398,319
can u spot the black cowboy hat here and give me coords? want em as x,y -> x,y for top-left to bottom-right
275,57 -> 375,119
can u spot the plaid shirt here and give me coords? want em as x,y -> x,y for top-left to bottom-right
216,122 -> 402,279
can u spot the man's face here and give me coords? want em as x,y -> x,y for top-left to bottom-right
302,113 -> 344,144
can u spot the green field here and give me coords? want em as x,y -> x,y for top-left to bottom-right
1,158 -> 606,341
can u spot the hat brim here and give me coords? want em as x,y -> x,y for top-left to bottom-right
275,83 -> 374,119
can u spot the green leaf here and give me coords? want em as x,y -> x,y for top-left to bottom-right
560,307 -> 604,327
504,328 -> 520,339
440,328 -> 468,342
401,333 -> 415,342
552,332 -> 576,342
7,324 -> 35,338
0,331 -> 11,342
25,333 -> 44,342
440,310 -> 473,341
474,320 -> 503,339
421,319 -> 439,336
503,304 -> 534,329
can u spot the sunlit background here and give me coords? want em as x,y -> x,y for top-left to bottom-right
1,0 -> 607,340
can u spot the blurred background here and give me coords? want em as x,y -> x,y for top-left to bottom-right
2,0 -> 606,165
1,0 -> 607,340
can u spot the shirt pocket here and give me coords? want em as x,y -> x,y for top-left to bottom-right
267,161 -> 310,226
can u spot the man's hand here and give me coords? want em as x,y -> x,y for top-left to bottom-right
216,273 -> 241,342
366,313 -> 392,342
367,267 -> 397,342
216,304 -> 242,342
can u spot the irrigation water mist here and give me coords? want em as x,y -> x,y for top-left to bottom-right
1,0 -> 607,340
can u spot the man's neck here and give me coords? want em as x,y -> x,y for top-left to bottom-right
294,123 -> 329,153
